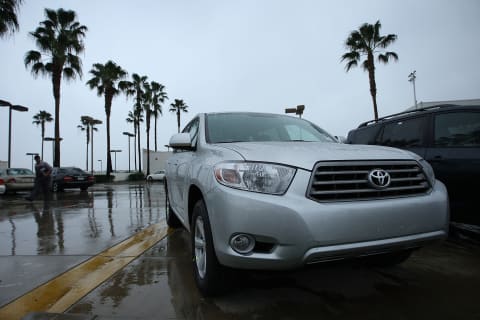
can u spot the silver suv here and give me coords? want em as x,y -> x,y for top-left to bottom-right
165,112 -> 449,295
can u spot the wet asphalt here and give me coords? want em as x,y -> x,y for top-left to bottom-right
0,182 -> 479,320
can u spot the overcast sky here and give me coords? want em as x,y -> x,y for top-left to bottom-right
1,0 -> 479,171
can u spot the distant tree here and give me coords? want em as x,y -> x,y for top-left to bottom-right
341,20 -> 398,121
86,60 -> 128,177
25,8 -> 87,166
126,109 -> 143,172
169,99 -> 189,133
77,117 -> 98,171
0,0 -> 23,39
32,110 -> 53,159
151,82 -> 168,151
124,73 -> 148,172
141,81 -> 168,174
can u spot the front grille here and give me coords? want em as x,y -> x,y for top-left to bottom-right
307,160 -> 431,202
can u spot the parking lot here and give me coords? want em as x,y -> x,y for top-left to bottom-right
0,183 -> 479,319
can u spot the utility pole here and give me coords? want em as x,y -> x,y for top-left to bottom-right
408,71 -> 417,109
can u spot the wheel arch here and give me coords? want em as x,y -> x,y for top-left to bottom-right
188,184 -> 205,227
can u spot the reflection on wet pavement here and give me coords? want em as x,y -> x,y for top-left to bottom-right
68,230 -> 480,320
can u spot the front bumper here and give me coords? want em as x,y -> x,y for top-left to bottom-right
205,169 -> 449,270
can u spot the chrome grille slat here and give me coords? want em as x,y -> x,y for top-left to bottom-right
307,160 -> 431,202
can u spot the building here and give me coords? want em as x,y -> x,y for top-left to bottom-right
142,149 -> 172,173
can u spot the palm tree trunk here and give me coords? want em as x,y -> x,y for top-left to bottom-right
105,96 -> 113,177
53,70 -> 62,167
85,129 -> 89,171
154,117 -> 158,152
367,52 -> 379,121
146,113 -> 150,175
177,109 -> 180,133
133,122 -> 137,171
41,122 -> 45,160
137,121 -> 142,172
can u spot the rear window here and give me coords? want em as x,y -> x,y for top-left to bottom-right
6,168 -> 34,175
206,113 -> 336,144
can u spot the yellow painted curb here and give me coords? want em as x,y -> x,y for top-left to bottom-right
0,222 -> 171,320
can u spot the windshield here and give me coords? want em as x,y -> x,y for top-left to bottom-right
206,113 -> 336,144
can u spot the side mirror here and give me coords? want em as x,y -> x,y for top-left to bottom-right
169,133 -> 193,149
334,135 -> 347,143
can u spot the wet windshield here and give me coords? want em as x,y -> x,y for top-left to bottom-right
206,113 -> 336,144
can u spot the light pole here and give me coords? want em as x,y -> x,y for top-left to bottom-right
123,132 -> 134,172
26,153 -> 39,171
110,150 -> 122,172
285,105 -> 305,118
98,159 -> 103,173
408,70 -> 417,109
44,137 -> 62,165
1,99 -> 29,168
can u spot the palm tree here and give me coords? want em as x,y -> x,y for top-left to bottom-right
86,60 -> 128,177
0,0 -> 23,39
151,82 -> 168,151
124,73 -> 148,172
169,99 -> 189,133
24,8 -> 87,167
126,109 -> 143,172
341,20 -> 398,121
77,117 -> 97,171
32,110 -> 53,159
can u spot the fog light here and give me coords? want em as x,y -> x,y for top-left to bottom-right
230,234 -> 255,254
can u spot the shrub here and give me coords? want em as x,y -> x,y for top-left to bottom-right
128,172 -> 145,181
94,174 -> 115,183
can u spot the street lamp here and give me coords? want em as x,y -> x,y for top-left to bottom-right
26,153 -> 39,171
110,150 -> 122,172
1,99 -> 29,168
44,137 -> 63,165
408,71 -> 417,109
98,159 -> 103,173
123,132 -> 134,172
285,105 -> 305,118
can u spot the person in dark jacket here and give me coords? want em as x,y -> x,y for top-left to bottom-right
26,155 -> 52,202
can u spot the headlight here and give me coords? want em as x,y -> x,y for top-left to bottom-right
214,162 -> 296,195
419,159 -> 435,186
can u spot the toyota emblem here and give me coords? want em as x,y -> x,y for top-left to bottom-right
368,169 -> 391,189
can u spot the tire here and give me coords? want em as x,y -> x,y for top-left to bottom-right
191,199 -> 228,296
147,176 -> 153,182
367,249 -> 413,267
80,186 -> 88,191
164,181 -> 181,228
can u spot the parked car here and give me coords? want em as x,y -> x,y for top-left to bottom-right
165,112 -> 449,296
0,168 -> 35,193
146,170 -> 165,181
51,167 -> 95,192
346,104 -> 480,225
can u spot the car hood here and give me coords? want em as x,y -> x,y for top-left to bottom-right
215,141 -> 418,171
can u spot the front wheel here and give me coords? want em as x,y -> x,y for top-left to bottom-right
191,199 -> 228,296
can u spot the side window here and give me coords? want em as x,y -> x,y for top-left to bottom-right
379,117 -> 426,147
434,112 -> 480,147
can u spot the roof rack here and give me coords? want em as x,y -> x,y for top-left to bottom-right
357,104 -> 465,128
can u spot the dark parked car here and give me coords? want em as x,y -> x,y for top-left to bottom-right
346,104 -> 480,224
51,167 -> 94,192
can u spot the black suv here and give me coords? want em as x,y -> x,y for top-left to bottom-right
51,167 -> 95,192
346,104 -> 480,225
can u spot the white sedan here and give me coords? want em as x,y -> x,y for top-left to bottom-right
146,170 -> 165,181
